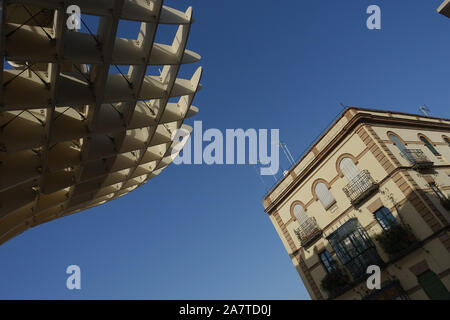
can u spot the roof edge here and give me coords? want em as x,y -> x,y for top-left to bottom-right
262,106 -> 450,212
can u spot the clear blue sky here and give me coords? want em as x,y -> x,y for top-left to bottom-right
1,0 -> 449,299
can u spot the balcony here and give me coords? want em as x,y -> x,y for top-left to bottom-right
342,170 -> 379,206
328,218 -> 384,280
294,217 -> 322,247
400,149 -> 433,171
320,267 -> 351,299
374,224 -> 419,261
363,280 -> 410,300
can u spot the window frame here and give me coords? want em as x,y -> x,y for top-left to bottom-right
339,157 -> 361,182
419,134 -> 440,156
292,203 -> 308,225
319,250 -> 337,273
314,181 -> 336,210
374,206 -> 399,230
429,182 -> 447,202
327,219 -> 383,279
417,270 -> 450,300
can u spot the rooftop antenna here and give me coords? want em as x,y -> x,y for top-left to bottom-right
250,163 -> 270,192
248,159 -> 283,192
272,141 -> 295,167
419,105 -> 431,116
280,142 -> 296,167
259,160 -> 279,182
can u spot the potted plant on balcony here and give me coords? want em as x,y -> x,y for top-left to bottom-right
375,224 -> 417,260
320,268 -> 351,299
440,198 -> 450,211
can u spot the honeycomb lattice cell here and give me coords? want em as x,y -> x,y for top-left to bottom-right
0,0 -> 202,244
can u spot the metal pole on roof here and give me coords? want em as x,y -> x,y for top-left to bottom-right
251,163 -> 270,192
258,160 -> 278,182
272,141 -> 295,167
419,105 -> 431,116
280,142 -> 295,166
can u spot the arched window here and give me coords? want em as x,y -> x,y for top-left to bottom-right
293,204 -> 308,225
315,182 -> 336,210
419,135 -> 440,156
389,133 -> 407,152
389,133 -> 414,163
374,207 -> 398,230
339,157 -> 361,182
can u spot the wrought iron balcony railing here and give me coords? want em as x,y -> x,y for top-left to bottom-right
343,170 -> 379,206
294,217 -> 322,247
400,149 -> 433,170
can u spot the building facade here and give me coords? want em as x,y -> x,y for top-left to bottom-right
263,108 -> 450,300
438,0 -> 450,18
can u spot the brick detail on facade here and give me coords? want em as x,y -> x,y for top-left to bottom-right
438,231 -> 450,252
409,260 -> 430,276
273,211 -> 296,252
297,249 -> 324,300
358,125 -> 450,253
272,211 -> 324,300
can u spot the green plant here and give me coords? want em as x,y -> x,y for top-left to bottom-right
375,224 -> 417,259
440,198 -> 450,211
320,268 -> 351,298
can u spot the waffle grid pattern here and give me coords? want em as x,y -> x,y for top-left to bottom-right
0,0 -> 202,244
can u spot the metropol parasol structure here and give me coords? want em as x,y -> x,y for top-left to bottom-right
0,0 -> 202,244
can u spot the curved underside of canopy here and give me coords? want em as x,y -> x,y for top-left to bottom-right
0,0 -> 202,244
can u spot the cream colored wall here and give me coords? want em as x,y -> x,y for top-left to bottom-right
273,126 -> 406,253
265,110 -> 450,299
389,239 -> 450,300
361,110 -> 450,126
312,180 -> 448,299
270,127 -> 395,299
267,115 -> 353,204
269,214 -> 291,254
291,257 -> 317,299
408,168 -> 450,224
335,237 -> 450,300
275,131 -> 372,254
371,126 -> 450,165
310,266 -> 327,295
274,126 -> 403,250
266,111 -> 450,206
371,125 -> 450,224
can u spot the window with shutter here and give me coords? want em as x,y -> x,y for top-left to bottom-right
339,157 -> 360,182
319,250 -> 337,273
420,135 -> 440,156
293,204 -> 307,225
418,270 -> 450,300
315,182 -> 336,210
374,207 -> 398,230
389,133 -> 415,163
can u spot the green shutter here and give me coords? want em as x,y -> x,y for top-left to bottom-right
418,271 -> 450,300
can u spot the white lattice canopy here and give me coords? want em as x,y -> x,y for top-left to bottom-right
0,0 -> 202,244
